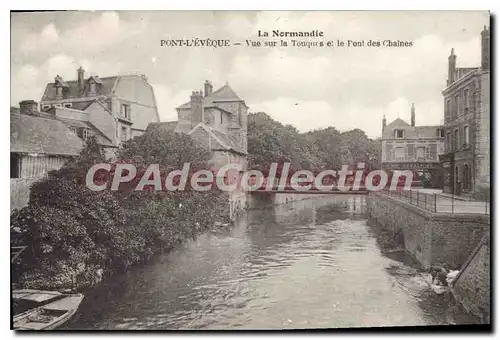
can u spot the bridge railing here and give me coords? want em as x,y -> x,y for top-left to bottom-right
379,188 -> 490,215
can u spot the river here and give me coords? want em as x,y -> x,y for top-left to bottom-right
65,195 -> 478,330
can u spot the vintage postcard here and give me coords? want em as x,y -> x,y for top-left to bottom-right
10,10 -> 491,330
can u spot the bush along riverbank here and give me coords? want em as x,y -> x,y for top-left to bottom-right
11,131 -> 231,291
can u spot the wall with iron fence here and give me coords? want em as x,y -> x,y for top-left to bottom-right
367,191 -> 489,269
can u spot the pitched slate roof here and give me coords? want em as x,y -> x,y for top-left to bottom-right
383,117 -> 443,139
188,123 -> 246,155
11,113 -> 84,156
146,121 -> 178,132
386,117 -> 411,128
57,117 -> 114,147
177,84 -> 244,110
41,76 -> 118,101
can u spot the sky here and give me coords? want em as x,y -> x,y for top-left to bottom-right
11,10 -> 490,138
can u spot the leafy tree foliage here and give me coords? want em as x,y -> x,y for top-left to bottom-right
248,112 -> 381,172
11,131 -> 229,291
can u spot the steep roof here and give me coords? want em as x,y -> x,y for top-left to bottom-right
41,76 -> 118,101
177,84 -> 244,110
188,123 -> 246,155
11,113 -> 84,156
386,117 -> 411,128
57,117 -> 114,147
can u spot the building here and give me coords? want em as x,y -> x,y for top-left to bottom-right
153,80 -> 249,170
440,26 -> 490,198
39,67 -> 160,156
381,103 -> 445,187
10,103 -> 84,211
149,80 -> 248,218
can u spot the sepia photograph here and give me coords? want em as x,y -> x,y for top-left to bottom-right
9,10 -> 491,331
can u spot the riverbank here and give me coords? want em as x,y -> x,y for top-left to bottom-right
366,192 -> 490,323
11,187 -> 232,293
63,195 -> 480,329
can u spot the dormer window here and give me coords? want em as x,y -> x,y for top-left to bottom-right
394,129 -> 404,138
121,103 -> 131,120
82,128 -> 91,141
89,82 -> 96,93
63,103 -> 72,108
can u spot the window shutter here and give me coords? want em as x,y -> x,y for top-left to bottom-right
430,144 -> 437,160
407,144 -> 414,160
459,126 -> 464,148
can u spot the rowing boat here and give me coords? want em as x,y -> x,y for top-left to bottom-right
12,289 -> 84,330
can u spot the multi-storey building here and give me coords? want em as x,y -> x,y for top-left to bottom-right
381,103 -> 445,187
148,80 -> 248,219
39,67 -> 160,156
440,26 -> 490,198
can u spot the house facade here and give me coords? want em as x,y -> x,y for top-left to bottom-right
10,103 -> 84,211
39,67 -> 160,157
381,104 -> 445,187
439,26 -> 490,198
150,81 -> 248,219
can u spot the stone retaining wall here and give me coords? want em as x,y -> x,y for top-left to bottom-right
366,192 -> 489,269
452,233 -> 490,323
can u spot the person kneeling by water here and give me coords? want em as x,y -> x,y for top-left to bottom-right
429,266 -> 448,286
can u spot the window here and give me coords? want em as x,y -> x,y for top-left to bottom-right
220,112 -> 223,124
464,89 -> 469,112
455,94 -> 460,117
82,129 -> 91,141
464,125 -> 469,146
447,132 -> 452,152
436,128 -> 444,138
425,147 -> 431,160
446,99 -> 451,120
42,104 -> 51,110
121,104 -> 131,120
416,147 -> 425,160
121,126 -> 128,141
63,103 -> 72,108
394,129 -> 404,138
454,129 -> 459,150
394,147 -> 405,161
10,153 -> 20,178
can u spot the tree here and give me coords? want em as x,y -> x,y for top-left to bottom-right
247,112 -> 320,172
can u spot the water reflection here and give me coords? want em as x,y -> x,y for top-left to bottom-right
66,195 -> 478,330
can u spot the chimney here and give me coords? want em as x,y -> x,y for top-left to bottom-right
19,100 -> 38,115
190,91 -> 204,127
78,66 -> 85,91
411,103 -> 415,127
481,26 -> 490,70
204,80 -> 213,97
447,48 -> 456,86
55,75 -> 63,99
382,114 -> 387,129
